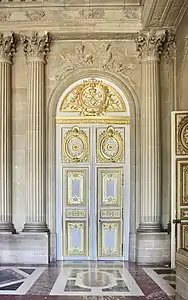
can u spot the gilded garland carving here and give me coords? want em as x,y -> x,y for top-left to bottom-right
135,29 -> 166,58
60,79 -> 126,116
50,43 -> 135,88
21,32 -> 51,62
0,33 -> 16,62
63,126 -> 89,163
177,116 -> 188,155
97,126 -> 123,163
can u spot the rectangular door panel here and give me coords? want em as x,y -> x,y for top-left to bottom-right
99,221 -> 121,257
176,160 -> 188,251
62,167 -> 89,259
97,168 -> 123,259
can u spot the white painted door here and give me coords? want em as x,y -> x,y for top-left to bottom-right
57,124 -> 129,260
171,112 -> 188,268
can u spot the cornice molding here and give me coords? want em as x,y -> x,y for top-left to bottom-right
0,0 -> 141,8
142,0 -> 188,30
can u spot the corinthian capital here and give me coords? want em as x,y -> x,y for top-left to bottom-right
0,33 -> 16,62
163,30 -> 176,62
135,29 -> 167,59
21,32 -> 51,62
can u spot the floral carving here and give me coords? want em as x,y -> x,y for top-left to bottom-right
0,33 -> 16,62
21,32 -> 51,61
0,12 -> 11,22
135,29 -> 167,58
163,30 -> 176,63
79,8 -> 105,19
50,43 -> 135,88
25,10 -> 45,21
177,116 -> 188,155
123,7 -> 141,19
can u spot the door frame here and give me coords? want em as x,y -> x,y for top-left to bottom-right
56,123 -> 130,260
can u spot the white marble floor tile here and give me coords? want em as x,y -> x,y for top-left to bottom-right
143,268 -> 175,297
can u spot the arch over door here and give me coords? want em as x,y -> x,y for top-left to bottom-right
56,78 -> 130,260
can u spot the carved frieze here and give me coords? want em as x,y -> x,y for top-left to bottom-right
50,43 -> 135,88
79,8 -> 105,19
0,33 -> 16,62
25,10 -> 45,21
123,6 -> 141,19
135,29 -> 167,59
0,12 -> 11,22
21,32 -> 51,62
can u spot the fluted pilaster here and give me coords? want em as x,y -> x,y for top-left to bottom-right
136,29 -> 166,232
0,33 -> 16,232
21,32 -> 50,232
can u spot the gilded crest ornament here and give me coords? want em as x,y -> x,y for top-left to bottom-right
63,126 -> 89,162
97,126 -> 123,162
177,116 -> 188,154
60,79 -> 126,116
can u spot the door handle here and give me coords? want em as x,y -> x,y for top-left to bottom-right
172,219 -> 181,224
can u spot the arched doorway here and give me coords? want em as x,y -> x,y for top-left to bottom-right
55,77 -> 130,260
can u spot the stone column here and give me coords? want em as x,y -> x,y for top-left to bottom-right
21,33 -> 50,232
136,29 -> 166,232
0,33 -> 16,232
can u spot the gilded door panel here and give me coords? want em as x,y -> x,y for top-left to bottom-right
97,168 -> 123,259
65,221 -> 86,256
62,167 -> 89,259
96,126 -> 125,163
176,159 -> 188,251
61,126 -> 90,163
99,221 -> 121,257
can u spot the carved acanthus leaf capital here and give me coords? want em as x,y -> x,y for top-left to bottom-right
21,32 -> 51,62
135,29 -> 167,59
0,33 -> 16,62
163,30 -> 176,62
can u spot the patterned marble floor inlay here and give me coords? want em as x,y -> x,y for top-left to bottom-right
0,262 -> 175,299
0,267 -> 45,295
143,267 -> 176,297
50,264 -> 144,296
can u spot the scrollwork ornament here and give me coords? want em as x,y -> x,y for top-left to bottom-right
177,116 -> 188,155
135,29 -> 167,59
97,126 -> 123,163
21,32 -> 51,62
63,126 -> 89,162
0,33 -> 16,62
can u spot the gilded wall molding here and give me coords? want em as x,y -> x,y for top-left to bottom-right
21,32 -> 51,62
135,29 -> 167,59
0,33 -> 16,62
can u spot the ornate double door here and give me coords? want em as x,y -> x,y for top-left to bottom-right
59,123 -> 128,260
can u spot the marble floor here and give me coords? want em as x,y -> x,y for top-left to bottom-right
0,262 -> 176,300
